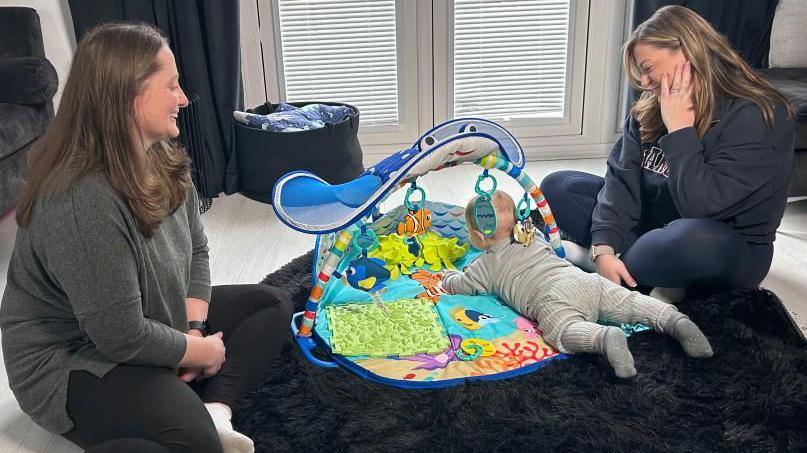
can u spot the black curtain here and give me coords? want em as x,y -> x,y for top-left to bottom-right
68,0 -> 243,197
632,0 -> 780,69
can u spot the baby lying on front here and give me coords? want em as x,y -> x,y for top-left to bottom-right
442,191 -> 712,378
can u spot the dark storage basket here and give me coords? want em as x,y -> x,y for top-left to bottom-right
233,101 -> 364,204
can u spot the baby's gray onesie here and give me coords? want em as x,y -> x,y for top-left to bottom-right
442,238 -> 678,353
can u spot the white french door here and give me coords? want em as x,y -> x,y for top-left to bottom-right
243,0 -> 627,161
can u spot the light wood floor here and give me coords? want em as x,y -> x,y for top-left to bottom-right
0,158 -> 805,452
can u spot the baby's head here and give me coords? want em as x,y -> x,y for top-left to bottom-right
464,190 -> 516,250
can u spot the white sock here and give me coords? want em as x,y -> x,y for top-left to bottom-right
649,286 -> 687,305
561,240 -> 596,273
205,403 -> 255,453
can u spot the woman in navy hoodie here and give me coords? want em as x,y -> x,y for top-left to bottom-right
541,6 -> 795,300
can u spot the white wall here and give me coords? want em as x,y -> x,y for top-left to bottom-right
0,0 -> 76,108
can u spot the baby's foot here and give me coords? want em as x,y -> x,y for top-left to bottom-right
602,327 -> 637,378
667,316 -> 713,358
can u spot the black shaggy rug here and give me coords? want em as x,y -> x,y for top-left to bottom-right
236,251 -> 807,453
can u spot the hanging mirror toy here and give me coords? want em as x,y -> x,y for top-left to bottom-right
473,170 -> 498,237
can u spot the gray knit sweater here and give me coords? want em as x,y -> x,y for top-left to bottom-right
0,172 -> 210,433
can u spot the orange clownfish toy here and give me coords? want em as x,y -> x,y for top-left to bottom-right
397,208 -> 431,237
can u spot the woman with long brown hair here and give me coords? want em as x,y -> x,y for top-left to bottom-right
0,23 -> 290,452
540,5 -> 795,300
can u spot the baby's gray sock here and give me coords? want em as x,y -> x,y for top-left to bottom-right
600,327 -> 637,378
560,323 -> 636,378
663,313 -> 713,358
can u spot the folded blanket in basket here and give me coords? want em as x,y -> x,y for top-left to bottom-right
233,102 -> 354,132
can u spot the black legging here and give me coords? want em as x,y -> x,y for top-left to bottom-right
64,284 -> 292,453
541,170 -> 774,289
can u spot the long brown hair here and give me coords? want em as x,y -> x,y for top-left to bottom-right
623,5 -> 795,143
17,23 -> 190,236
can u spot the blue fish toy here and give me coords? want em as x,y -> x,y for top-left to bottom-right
343,256 -> 391,293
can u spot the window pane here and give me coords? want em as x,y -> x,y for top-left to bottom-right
453,0 -> 571,119
278,0 -> 400,125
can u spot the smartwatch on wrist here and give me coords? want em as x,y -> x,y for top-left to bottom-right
590,244 -> 615,262
188,319 -> 209,336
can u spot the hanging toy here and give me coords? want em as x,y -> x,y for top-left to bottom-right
343,256 -> 390,293
337,227 -> 391,316
397,210 -> 432,238
473,170 -> 498,237
513,193 -> 538,247
397,181 -> 432,237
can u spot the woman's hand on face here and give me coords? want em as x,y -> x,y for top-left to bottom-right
595,254 -> 637,288
659,61 -> 696,134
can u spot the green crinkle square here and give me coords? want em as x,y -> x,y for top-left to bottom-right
326,299 -> 450,357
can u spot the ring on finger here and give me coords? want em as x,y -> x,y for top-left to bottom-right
670,88 -> 681,93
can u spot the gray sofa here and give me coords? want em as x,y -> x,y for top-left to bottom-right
0,7 -> 58,215
759,69 -> 807,197
757,0 -> 807,197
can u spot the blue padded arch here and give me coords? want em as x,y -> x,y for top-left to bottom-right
272,118 -> 525,234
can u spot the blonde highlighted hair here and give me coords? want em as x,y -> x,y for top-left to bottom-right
17,23 -> 191,236
623,5 -> 794,143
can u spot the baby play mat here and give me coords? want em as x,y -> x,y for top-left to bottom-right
273,117 -> 639,388
305,203 -> 567,388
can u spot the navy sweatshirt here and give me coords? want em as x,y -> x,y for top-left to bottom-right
592,97 -> 795,253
